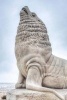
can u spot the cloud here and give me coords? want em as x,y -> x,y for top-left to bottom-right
0,60 -> 18,83
0,71 -> 18,83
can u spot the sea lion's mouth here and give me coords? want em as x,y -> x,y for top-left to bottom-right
22,6 -> 31,15
22,8 -> 28,14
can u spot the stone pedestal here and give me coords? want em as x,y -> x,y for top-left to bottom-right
6,89 -> 67,100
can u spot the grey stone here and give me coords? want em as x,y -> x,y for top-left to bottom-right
15,6 -> 67,100
7,89 -> 67,100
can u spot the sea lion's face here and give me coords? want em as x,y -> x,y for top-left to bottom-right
20,6 -> 41,22
16,6 -> 52,62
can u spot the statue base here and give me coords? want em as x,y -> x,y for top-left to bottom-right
7,89 -> 67,100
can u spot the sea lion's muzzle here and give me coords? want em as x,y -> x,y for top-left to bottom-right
22,6 -> 32,15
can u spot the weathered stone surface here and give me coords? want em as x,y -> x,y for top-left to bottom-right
7,89 -> 67,100
15,6 -> 67,100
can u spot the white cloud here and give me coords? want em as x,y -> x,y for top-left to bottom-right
0,61 -> 18,83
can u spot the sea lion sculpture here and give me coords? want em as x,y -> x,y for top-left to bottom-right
15,6 -> 67,100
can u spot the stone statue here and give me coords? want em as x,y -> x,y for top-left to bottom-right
15,6 -> 67,100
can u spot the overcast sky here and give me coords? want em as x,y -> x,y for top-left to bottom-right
0,0 -> 67,83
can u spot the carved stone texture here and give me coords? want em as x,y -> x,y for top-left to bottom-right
15,6 -> 67,100
7,89 -> 64,100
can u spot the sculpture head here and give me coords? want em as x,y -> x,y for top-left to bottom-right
15,6 -> 52,62
20,6 -> 42,22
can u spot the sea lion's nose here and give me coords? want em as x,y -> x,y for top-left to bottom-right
22,6 -> 31,15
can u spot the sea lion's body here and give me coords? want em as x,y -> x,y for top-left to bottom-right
15,6 -> 67,100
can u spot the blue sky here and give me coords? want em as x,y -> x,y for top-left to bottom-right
0,0 -> 67,83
